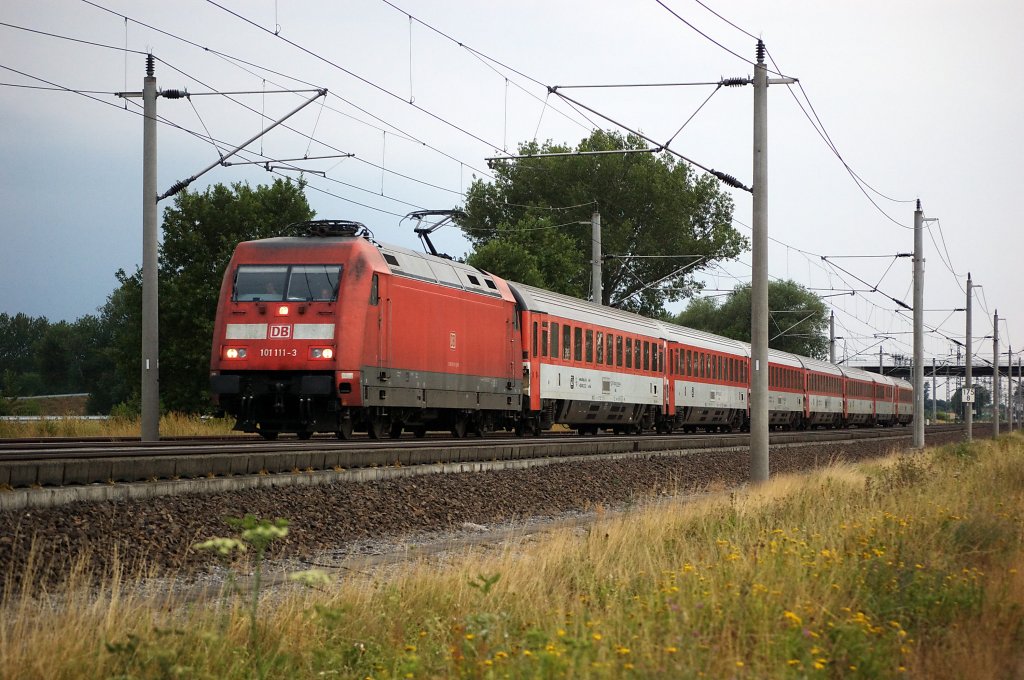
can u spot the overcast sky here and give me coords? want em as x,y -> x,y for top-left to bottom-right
1,0 -> 1021,379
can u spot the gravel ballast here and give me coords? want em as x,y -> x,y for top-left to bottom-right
0,431 -> 971,586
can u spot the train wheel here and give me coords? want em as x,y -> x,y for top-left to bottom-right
297,431 -> 313,440
368,417 -> 387,439
335,421 -> 353,440
389,421 -> 404,439
412,425 -> 427,438
259,430 -> 279,441
451,416 -> 468,438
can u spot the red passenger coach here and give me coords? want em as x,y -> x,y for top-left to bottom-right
512,283 -> 665,435
210,221 -> 522,439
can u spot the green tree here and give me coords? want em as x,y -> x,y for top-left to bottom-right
0,313 -> 49,394
92,272 -> 142,412
951,385 -> 990,419
458,130 -> 746,316
103,178 -> 314,413
675,280 -> 830,359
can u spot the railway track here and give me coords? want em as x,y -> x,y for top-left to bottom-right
0,425 -> 969,510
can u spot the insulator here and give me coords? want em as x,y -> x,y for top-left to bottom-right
160,89 -> 189,99
712,171 -> 745,190
146,54 -> 154,77
164,179 -> 191,197
756,40 -> 765,63
721,77 -> 749,87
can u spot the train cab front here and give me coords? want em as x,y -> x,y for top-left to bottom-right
210,260 -> 351,439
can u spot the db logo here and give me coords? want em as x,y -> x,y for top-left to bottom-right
268,324 -> 292,339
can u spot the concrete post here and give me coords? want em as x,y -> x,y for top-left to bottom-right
932,357 -> 937,424
141,55 -> 159,442
912,200 -> 924,448
994,311 -> 1000,435
965,274 -> 972,442
829,311 -> 836,364
750,39 -> 769,483
591,211 -> 602,305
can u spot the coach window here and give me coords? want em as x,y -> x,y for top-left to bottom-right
596,332 -> 604,364
574,327 -> 583,362
541,324 -> 549,358
563,325 -> 572,360
615,335 -> 623,366
643,341 -> 650,371
625,338 -> 633,368
532,322 -> 538,358
585,330 -> 594,364
635,340 -> 641,372
607,334 -> 615,366
550,323 -> 559,360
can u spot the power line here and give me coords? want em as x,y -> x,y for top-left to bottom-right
0,20 -> 149,55
82,0 -> 496,182
379,0 -> 600,134
689,0 -> 758,41
652,0 -> 764,72
205,0 -> 509,154
153,57 -> 468,198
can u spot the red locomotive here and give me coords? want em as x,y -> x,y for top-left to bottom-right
209,220 -> 913,438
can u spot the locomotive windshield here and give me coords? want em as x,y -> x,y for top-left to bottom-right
233,264 -> 342,302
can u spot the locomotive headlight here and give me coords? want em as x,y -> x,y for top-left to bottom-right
277,305 -> 290,316
310,347 -> 335,360
225,347 -> 247,359
322,347 -> 334,359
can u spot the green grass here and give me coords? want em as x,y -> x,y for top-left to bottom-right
2,435 -> 1023,678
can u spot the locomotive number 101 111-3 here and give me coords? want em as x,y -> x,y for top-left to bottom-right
259,348 -> 298,358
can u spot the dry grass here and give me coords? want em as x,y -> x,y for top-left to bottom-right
0,413 -> 238,439
2,435 -> 1023,678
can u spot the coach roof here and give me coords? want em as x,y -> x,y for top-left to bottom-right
509,282 -> 663,337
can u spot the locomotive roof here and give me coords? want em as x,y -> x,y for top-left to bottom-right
374,242 -> 508,298
234,235 -> 513,300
